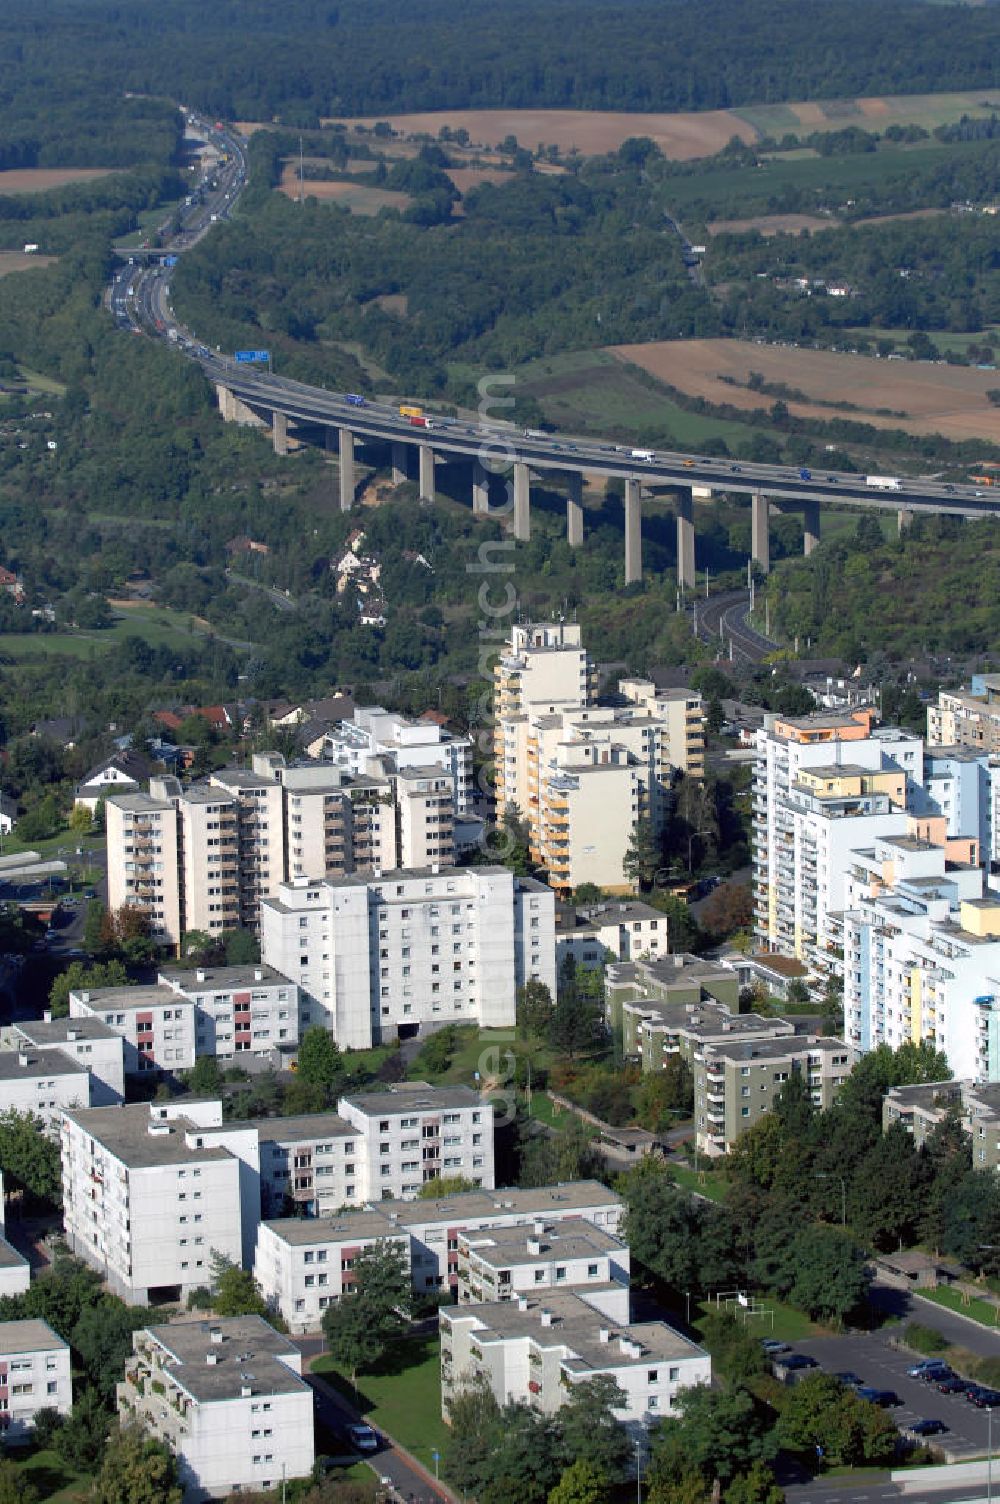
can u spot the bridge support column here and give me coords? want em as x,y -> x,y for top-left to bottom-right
216,384 -> 235,422
751,492 -> 770,574
897,508 -> 914,535
624,479 -> 642,584
271,410 -> 288,457
676,487 -> 696,591
391,442 -> 408,485
514,461 -> 531,542
802,498 -> 820,556
472,460 -> 490,515
566,472 -> 584,547
419,444 -> 435,502
339,427 -> 355,512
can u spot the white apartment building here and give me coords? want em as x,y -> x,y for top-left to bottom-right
0,1048 -> 93,1127
159,964 -> 300,1066
0,1174 -> 27,1300
105,788 -> 182,946
254,1180 -> 625,1332
321,705 -> 473,813
752,709 -> 923,977
69,985 -> 197,1077
494,625 -> 702,893
842,835 -> 1000,1076
61,1101 -> 251,1305
255,1114 -> 359,1217
0,1320 -> 71,1442
338,1083 -> 494,1200
118,1317 -> 313,1500
441,1291 -> 710,1435
260,866 -> 555,1047
555,900 -> 668,974
6,1018 -> 125,1104
457,1217 -> 631,1321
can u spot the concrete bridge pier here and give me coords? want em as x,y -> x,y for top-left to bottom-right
271,410 -> 288,457
566,472 -> 584,547
391,441 -> 408,485
675,486 -> 696,590
514,462 -> 531,541
338,427 -> 356,512
803,498 -> 821,556
898,508 -> 914,535
419,444 -> 435,502
216,384 -> 235,422
752,492 -> 770,574
472,460 -> 490,516
624,479 -> 642,584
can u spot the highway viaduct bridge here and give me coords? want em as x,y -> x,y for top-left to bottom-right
210,361 -> 999,588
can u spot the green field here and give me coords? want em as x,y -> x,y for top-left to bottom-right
0,604 -> 230,662
668,135 -> 969,224
16,1449 -> 89,1504
514,349 -> 766,449
844,325 -> 1000,356
313,1336 -> 450,1479
734,89 -> 1000,141
696,1296 -> 821,1343
18,366 -> 67,397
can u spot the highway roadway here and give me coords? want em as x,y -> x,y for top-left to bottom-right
694,588 -> 779,663
110,115 -> 1000,532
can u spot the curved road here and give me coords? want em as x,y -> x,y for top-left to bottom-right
114,116 -> 1000,530
695,589 -> 779,664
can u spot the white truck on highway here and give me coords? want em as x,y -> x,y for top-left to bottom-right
865,475 -> 902,491
631,449 -> 655,462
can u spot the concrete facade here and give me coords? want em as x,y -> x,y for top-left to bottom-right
118,1317 -> 313,1500
0,1321 -> 71,1442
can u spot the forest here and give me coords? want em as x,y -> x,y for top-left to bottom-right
4,0 -> 1000,128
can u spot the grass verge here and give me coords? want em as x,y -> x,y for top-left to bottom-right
921,1285 -> 1000,1329
313,1334 -> 449,1480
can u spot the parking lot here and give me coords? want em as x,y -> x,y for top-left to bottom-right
781,1329 -> 998,1460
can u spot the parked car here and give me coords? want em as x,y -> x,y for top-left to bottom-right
780,1354 -> 818,1371
857,1388 -> 900,1408
835,1371 -> 863,1388
916,1364 -> 952,1382
908,1359 -> 949,1378
967,1386 -> 1000,1408
937,1376 -> 971,1395
347,1424 -> 379,1453
908,1419 -> 948,1437
762,1340 -> 791,1356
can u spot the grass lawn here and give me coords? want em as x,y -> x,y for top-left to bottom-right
1,828 -> 104,862
921,1286 -> 1000,1329
696,1296 -> 822,1343
669,1163 -> 727,1203
843,324 -> 1000,357
0,605 -> 224,663
18,366 -> 67,397
18,1449 -> 90,1503
313,1335 -> 450,1480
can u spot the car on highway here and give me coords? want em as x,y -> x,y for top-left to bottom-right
347,1423 -> 379,1453
907,1418 -> 948,1437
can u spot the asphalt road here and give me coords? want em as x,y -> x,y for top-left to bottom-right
693,589 -> 779,664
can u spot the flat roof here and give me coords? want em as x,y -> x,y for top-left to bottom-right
158,964 -> 291,991
144,1316 -> 306,1403
339,1083 -> 483,1115
0,1319 -> 67,1355
261,1181 -> 623,1247
105,791 -> 173,813
704,1035 -> 845,1064
443,1291 -> 705,1371
13,1018 -> 119,1044
73,984 -> 191,1012
248,1113 -> 354,1145
0,1048 -> 87,1082
63,1104 -> 236,1170
460,1217 -> 625,1268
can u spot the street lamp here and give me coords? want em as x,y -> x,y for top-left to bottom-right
989,1404 -> 994,1504
635,1436 -> 646,1504
814,1172 -> 847,1228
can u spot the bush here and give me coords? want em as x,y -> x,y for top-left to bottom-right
904,1321 -> 949,1355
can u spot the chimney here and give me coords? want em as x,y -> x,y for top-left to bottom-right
209,1327 -> 223,1345
196,969 -> 206,983
254,969 -> 263,982
16,1052 -> 30,1068
517,1298 -> 528,1312
527,1238 -> 541,1257
43,1010 -> 52,1023
240,1384 -> 252,1397
540,1310 -> 553,1328
67,1028 -> 80,1041
205,1352 -> 219,1365
532,1220 -> 545,1237
599,1327 -> 611,1344
81,991 -> 90,1004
